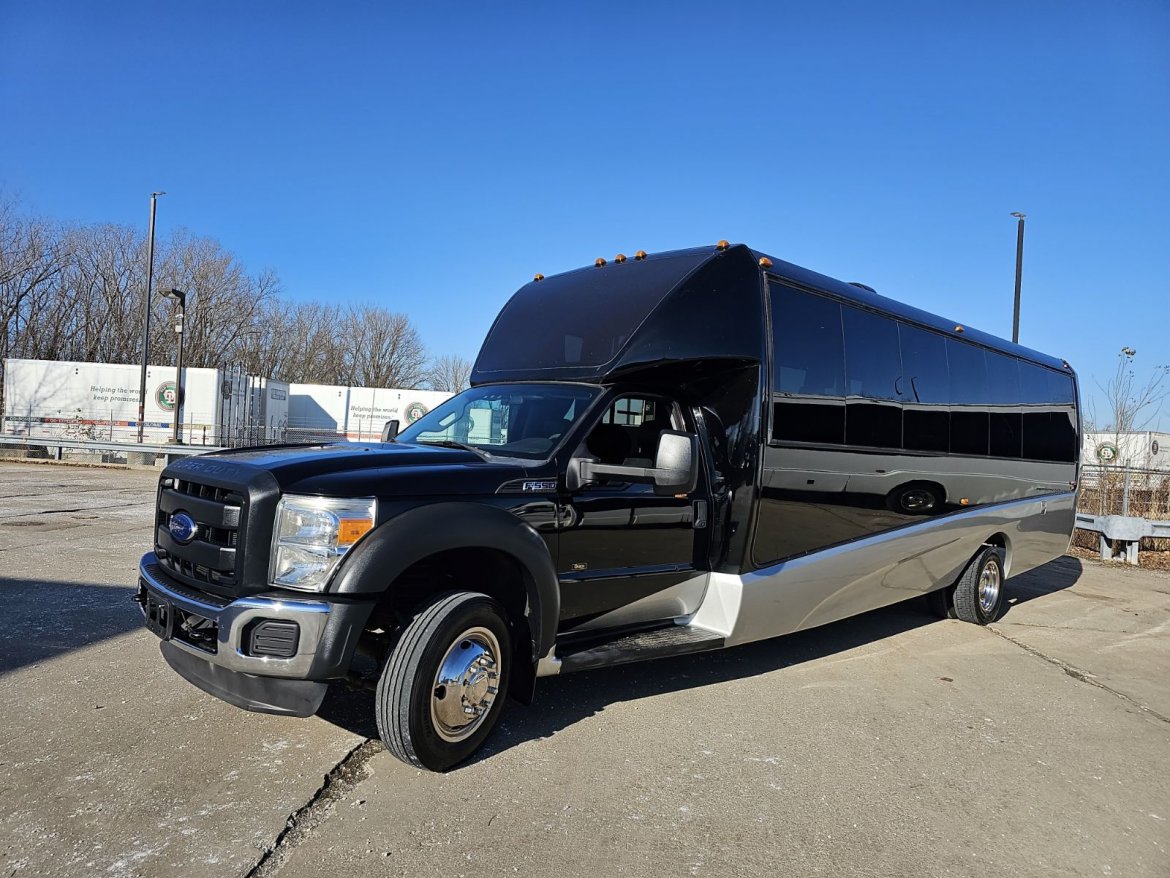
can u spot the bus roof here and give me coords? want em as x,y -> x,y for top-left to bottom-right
470,243 -> 1070,385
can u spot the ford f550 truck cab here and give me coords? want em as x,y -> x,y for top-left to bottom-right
138,243 -> 1080,770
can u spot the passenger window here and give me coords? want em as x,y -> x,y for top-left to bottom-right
898,324 -> 949,453
843,306 -> 901,448
987,354 -> 1022,458
1020,363 -> 1077,461
947,340 -> 989,456
771,285 -> 845,445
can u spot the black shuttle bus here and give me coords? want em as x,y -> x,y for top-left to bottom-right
138,243 -> 1080,770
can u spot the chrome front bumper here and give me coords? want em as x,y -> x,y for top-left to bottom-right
137,553 -> 331,678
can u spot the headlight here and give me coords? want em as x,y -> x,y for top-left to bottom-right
269,495 -> 376,592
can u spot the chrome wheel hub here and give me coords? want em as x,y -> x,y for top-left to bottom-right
431,626 -> 502,743
902,489 -> 932,511
978,560 -> 1001,615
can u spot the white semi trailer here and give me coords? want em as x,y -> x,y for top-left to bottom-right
2,358 -> 249,445
287,383 -> 452,442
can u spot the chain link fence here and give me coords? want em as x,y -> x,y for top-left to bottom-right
1075,464 -> 1170,553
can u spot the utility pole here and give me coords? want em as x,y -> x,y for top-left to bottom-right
1011,211 -> 1026,344
137,191 -> 166,442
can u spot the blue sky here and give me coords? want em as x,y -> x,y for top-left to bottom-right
2,1 -> 1167,427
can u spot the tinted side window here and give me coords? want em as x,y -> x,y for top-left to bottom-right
947,340 -> 989,456
771,285 -> 845,445
987,354 -> 1022,458
843,306 -> 901,448
1021,362 -> 1078,461
899,324 -> 949,452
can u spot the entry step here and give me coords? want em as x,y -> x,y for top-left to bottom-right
559,624 -> 724,673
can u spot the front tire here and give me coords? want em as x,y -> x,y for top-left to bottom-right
952,546 -> 1006,625
376,591 -> 512,771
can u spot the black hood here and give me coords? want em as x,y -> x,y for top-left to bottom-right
168,442 -> 529,499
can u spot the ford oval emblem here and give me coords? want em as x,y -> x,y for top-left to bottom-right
169,512 -> 198,545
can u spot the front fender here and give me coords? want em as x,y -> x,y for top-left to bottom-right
327,501 -> 559,662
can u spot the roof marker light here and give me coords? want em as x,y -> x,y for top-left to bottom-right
634,250 -> 647,260
716,240 -> 730,250
615,253 -> 627,263
954,325 -> 965,333
595,257 -> 607,267
533,273 -> 544,282
758,257 -> 773,269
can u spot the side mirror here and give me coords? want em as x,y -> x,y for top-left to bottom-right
652,430 -> 698,496
567,430 -> 700,496
381,419 -> 400,442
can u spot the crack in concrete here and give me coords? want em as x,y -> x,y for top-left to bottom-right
0,501 -> 150,521
988,626 -> 1170,726
243,738 -> 382,878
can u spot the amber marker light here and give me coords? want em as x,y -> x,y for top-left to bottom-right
614,253 -> 627,263
337,516 -> 375,546
533,273 -> 544,282
758,257 -> 773,269
634,250 -> 647,260
960,498 -> 970,506
595,257 -> 607,267
954,325 -> 965,333
716,240 -> 730,250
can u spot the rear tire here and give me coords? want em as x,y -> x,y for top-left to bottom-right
952,546 -> 1006,625
925,585 -> 956,619
375,591 -> 512,771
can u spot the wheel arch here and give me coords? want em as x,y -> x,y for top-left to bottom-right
983,531 -> 1012,576
329,502 -> 559,663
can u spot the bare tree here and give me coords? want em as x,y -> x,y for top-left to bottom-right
426,354 -> 473,392
342,304 -> 428,388
0,203 -> 64,359
0,200 -> 440,414
1092,347 -> 1170,433
154,230 -> 281,369
254,301 -> 346,383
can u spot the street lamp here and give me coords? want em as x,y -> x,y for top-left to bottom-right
137,190 -> 166,442
1010,211 -> 1026,344
161,288 -> 186,444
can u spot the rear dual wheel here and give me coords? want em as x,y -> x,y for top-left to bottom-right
375,591 -> 512,772
926,545 -> 1006,625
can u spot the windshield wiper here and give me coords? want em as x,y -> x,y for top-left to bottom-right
417,439 -> 491,458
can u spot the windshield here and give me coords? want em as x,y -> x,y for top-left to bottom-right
397,384 -> 601,460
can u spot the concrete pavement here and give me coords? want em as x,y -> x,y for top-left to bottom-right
1,461 -> 1167,877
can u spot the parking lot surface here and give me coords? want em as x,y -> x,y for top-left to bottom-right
1,461 -> 1167,877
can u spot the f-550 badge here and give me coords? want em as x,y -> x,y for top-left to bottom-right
522,480 -> 557,493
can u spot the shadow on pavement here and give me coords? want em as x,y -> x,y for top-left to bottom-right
998,554 -> 1083,618
316,555 -> 1086,763
0,577 -> 141,676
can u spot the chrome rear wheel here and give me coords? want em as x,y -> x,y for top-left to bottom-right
953,546 -> 1006,625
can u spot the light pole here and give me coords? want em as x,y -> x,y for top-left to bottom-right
162,288 -> 187,444
1010,211 -> 1026,344
137,190 -> 166,442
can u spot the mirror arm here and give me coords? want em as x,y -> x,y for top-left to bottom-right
579,460 -> 656,482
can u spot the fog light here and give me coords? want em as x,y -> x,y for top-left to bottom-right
248,620 -> 299,658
